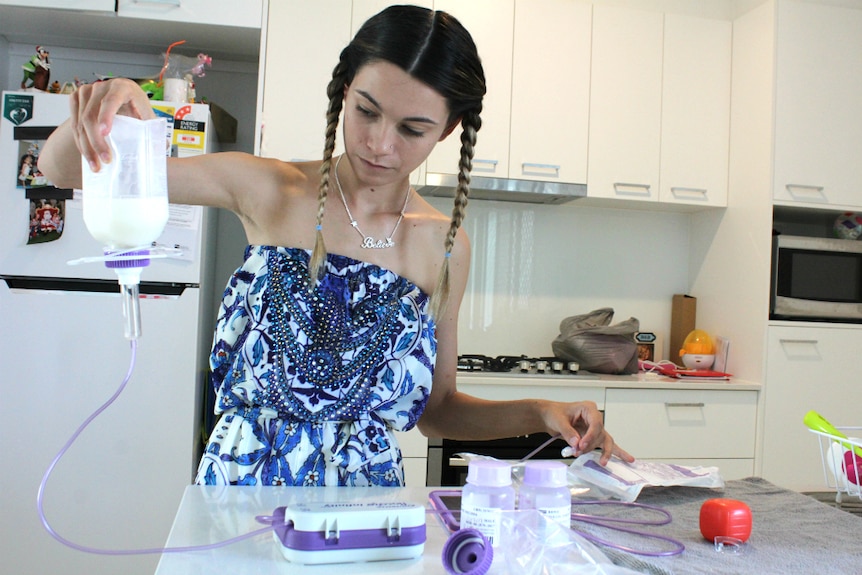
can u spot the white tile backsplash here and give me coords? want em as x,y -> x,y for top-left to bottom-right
428,197 -> 691,360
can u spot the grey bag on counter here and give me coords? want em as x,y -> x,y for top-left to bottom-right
551,308 -> 639,374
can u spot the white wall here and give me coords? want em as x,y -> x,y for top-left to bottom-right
0,35 -> 8,90
428,198 -> 691,360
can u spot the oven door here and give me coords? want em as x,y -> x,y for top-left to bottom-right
427,434 -> 571,487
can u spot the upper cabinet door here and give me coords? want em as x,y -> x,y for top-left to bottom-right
351,0 -> 432,36
773,0 -> 862,209
659,13 -> 731,207
260,0 -> 350,161
425,0 -> 514,179
116,0 -> 263,28
587,5 -> 663,202
509,0 -> 591,185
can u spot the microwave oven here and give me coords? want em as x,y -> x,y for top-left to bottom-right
771,234 -> 862,322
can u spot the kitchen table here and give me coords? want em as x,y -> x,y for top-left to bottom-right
154,478 -> 862,574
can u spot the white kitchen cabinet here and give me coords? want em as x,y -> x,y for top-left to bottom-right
394,428 -> 429,487
659,14 -> 731,208
508,0 -> 591,185
116,0 -> 263,29
587,5 -> 663,202
351,0 -> 432,36
762,324 -> 862,492
604,388 -> 757,480
259,0 -> 351,161
773,0 -> 862,209
589,7 -> 731,208
425,0 -> 514,179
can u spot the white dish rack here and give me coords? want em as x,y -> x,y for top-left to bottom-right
809,425 -> 862,503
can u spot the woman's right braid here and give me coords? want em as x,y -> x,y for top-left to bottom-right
429,108 -> 481,319
309,60 -> 349,282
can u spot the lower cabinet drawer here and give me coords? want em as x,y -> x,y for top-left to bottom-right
604,388 -> 757,459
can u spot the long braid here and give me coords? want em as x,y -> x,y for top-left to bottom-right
429,108 -> 481,318
309,60 -> 349,282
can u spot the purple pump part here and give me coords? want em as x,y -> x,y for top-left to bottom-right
442,528 -> 493,575
103,248 -> 150,269
272,506 -> 426,552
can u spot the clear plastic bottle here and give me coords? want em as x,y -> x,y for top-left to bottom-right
82,114 -> 169,249
81,114 -> 169,339
519,460 -> 572,527
459,460 -> 515,548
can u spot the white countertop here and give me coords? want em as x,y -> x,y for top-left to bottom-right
155,486 -> 461,575
456,370 -> 761,391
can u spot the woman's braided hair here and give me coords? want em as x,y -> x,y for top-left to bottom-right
308,5 -> 485,319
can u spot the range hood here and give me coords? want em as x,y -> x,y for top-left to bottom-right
418,173 -> 587,205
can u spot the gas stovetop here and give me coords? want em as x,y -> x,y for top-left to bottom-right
457,354 -> 581,376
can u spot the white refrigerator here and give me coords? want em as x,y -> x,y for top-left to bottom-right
0,91 -> 223,575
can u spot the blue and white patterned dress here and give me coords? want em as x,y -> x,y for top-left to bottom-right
195,245 -> 436,486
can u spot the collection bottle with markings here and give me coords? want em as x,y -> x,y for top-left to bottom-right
459,459 -> 515,548
519,460 -> 572,526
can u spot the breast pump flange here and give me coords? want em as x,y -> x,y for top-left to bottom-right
77,114 -> 173,340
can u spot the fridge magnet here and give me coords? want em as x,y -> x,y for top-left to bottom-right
3,93 -> 33,126
11,131 -> 72,244
16,141 -> 45,189
28,197 -> 65,244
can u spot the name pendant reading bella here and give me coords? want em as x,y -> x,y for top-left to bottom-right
361,236 -> 395,249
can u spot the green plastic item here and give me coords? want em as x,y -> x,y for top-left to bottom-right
803,410 -> 862,458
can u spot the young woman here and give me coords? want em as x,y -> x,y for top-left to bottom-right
39,5 -> 633,486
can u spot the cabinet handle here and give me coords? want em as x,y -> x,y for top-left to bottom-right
778,338 -> 820,359
665,402 -> 705,408
521,163 -> 560,178
785,184 -> 826,202
473,159 -> 499,174
670,187 -> 708,200
613,182 -> 652,197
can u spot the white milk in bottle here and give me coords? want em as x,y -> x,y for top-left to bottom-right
82,114 -> 168,248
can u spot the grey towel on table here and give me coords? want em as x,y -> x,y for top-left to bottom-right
574,477 -> 862,575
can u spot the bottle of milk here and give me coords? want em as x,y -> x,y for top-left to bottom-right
81,114 -> 168,340
82,114 -> 168,249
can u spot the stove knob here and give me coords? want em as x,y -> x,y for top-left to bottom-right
519,360 -> 532,372
567,362 -> 580,373
535,360 -> 548,373
552,361 -> 564,373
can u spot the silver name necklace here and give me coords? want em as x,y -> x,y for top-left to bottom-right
334,155 -> 411,249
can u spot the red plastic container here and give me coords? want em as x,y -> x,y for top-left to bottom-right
699,498 -> 752,543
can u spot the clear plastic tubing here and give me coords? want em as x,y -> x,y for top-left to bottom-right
519,460 -> 572,526
459,460 -> 515,548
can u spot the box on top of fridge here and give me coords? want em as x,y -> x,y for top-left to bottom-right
150,101 -> 214,158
